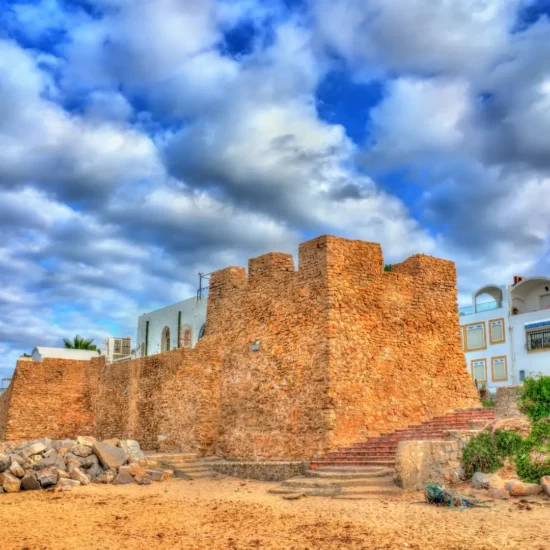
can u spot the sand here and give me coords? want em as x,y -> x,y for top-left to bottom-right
1,476 -> 549,550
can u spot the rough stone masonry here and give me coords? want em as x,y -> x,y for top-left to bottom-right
0,235 -> 480,460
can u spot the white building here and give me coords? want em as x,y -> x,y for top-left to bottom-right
136,296 -> 207,357
30,347 -> 100,361
103,337 -> 132,363
460,276 -> 550,389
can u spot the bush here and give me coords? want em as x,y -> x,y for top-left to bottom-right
520,375 -> 550,422
494,430 -> 523,456
462,432 -> 503,477
515,418 -> 550,483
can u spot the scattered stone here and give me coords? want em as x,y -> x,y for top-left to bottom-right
542,476 -> 550,497
472,472 -> 502,489
0,453 -> 10,473
21,474 -> 40,491
102,439 -> 120,447
42,448 -> 57,458
36,467 -> 59,488
58,478 -> 81,488
94,469 -> 116,484
119,440 -> 144,459
57,470 -> 70,479
77,436 -> 96,447
114,469 -> 135,485
134,473 -> 152,485
79,454 -> 99,469
505,481 -> 542,497
71,444 -> 93,458
488,487 -> 510,500
492,418 -> 531,438
34,455 -> 66,472
93,442 -> 128,469
128,463 -> 147,478
9,461 -> 25,478
71,467 -> 91,486
1,472 -> 21,493
87,463 -> 101,480
161,469 -> 174,481
20,442 -> 47,459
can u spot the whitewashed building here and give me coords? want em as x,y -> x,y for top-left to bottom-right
30,347 -> 100,361
136,296 -> 207,357
460,276 -> 550,389
103,337 -> 132,362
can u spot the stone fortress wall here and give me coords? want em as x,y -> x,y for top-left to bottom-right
0,235 -> 480,459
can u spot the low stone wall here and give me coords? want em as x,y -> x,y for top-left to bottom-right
210,461 -> 308,481
395,431 -> 479,491
494,386 -> 525,420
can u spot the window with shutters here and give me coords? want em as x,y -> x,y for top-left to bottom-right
471,359 -> 487,383
489,318 -> 505,345
465,322 -> 486,351
491,356 -> 508,381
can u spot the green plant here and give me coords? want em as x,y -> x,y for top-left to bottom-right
481,399 -> 495,408
519,375 -> 550,422
494,429 -> 523,456
384,264 -> 392,272
515,418 -> 550,483
462,432 -> 503,477
62,335 -> 98,351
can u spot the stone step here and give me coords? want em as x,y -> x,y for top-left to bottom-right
173,469 -> 219,479
312,460 -> 395,467
282,477 -> 396,489
305,468 -> 393,479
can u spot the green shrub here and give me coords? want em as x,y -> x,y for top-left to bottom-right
494,429 -> 523,456
515,418 -> 550,483
481,399 -> 495,408
520,375 -> 550,422
462,432 -> 503,477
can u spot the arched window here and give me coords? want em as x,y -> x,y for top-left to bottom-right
179,325 -> 192,349
161,326 -> 171,352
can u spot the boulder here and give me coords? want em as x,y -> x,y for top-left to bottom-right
471,472 -> 502,489
504,481 -> 542,497
541,476 -> 550,497
42,448 -> 57,458
93,442 -> 128,469
1,472 -> 21,493
36,467 -> 59,488
128,463 -> 148,478
0,453 -> 10,473
161,469 -> 174,481
77,436 -> 96,447
114,469 -> 135,485
34,455 -> 66,472
21,474 -> 40,491
71,468 -> 91,486
492,418 -> 531,438
87,463 -> 101,480
134,473 -> 152,486
119,440 -> 144,459
20,442 -> 47,459
9,461 -> 25,478
79,454 -> 99,469
71,444 -> 93,458
57,470 -> 70,479
58,478 -> 81,489
94,469 -> 116,484
52,439 -> 77,452
488,487 -> 510,500
103,438 -> 120,447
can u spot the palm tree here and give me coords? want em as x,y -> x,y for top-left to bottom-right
63,335 -> 98,351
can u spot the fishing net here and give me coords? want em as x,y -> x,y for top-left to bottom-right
424,484 -> 489,508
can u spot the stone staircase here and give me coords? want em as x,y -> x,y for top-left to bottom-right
269,466 -> 403,500
311,408 -> 494,469
270,408 -> 494,499
143,453 -> 221,480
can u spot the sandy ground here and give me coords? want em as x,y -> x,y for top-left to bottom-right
1,476 -> 549,550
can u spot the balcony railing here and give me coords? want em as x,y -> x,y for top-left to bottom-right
459,300 -> 503,316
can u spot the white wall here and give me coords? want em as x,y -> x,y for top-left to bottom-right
136,296 -> 207,356
510,310 -> 550,380
460,305 -> 512,390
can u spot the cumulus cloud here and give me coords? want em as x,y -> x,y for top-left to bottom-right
1,0 -> 550,375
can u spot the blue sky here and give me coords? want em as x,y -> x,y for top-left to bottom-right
1,0 -> 550,377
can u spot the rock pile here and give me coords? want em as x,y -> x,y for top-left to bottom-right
0,436 -> 173,494
471,472 -> 547,499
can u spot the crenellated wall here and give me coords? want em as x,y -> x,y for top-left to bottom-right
0,235 -> 480,459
